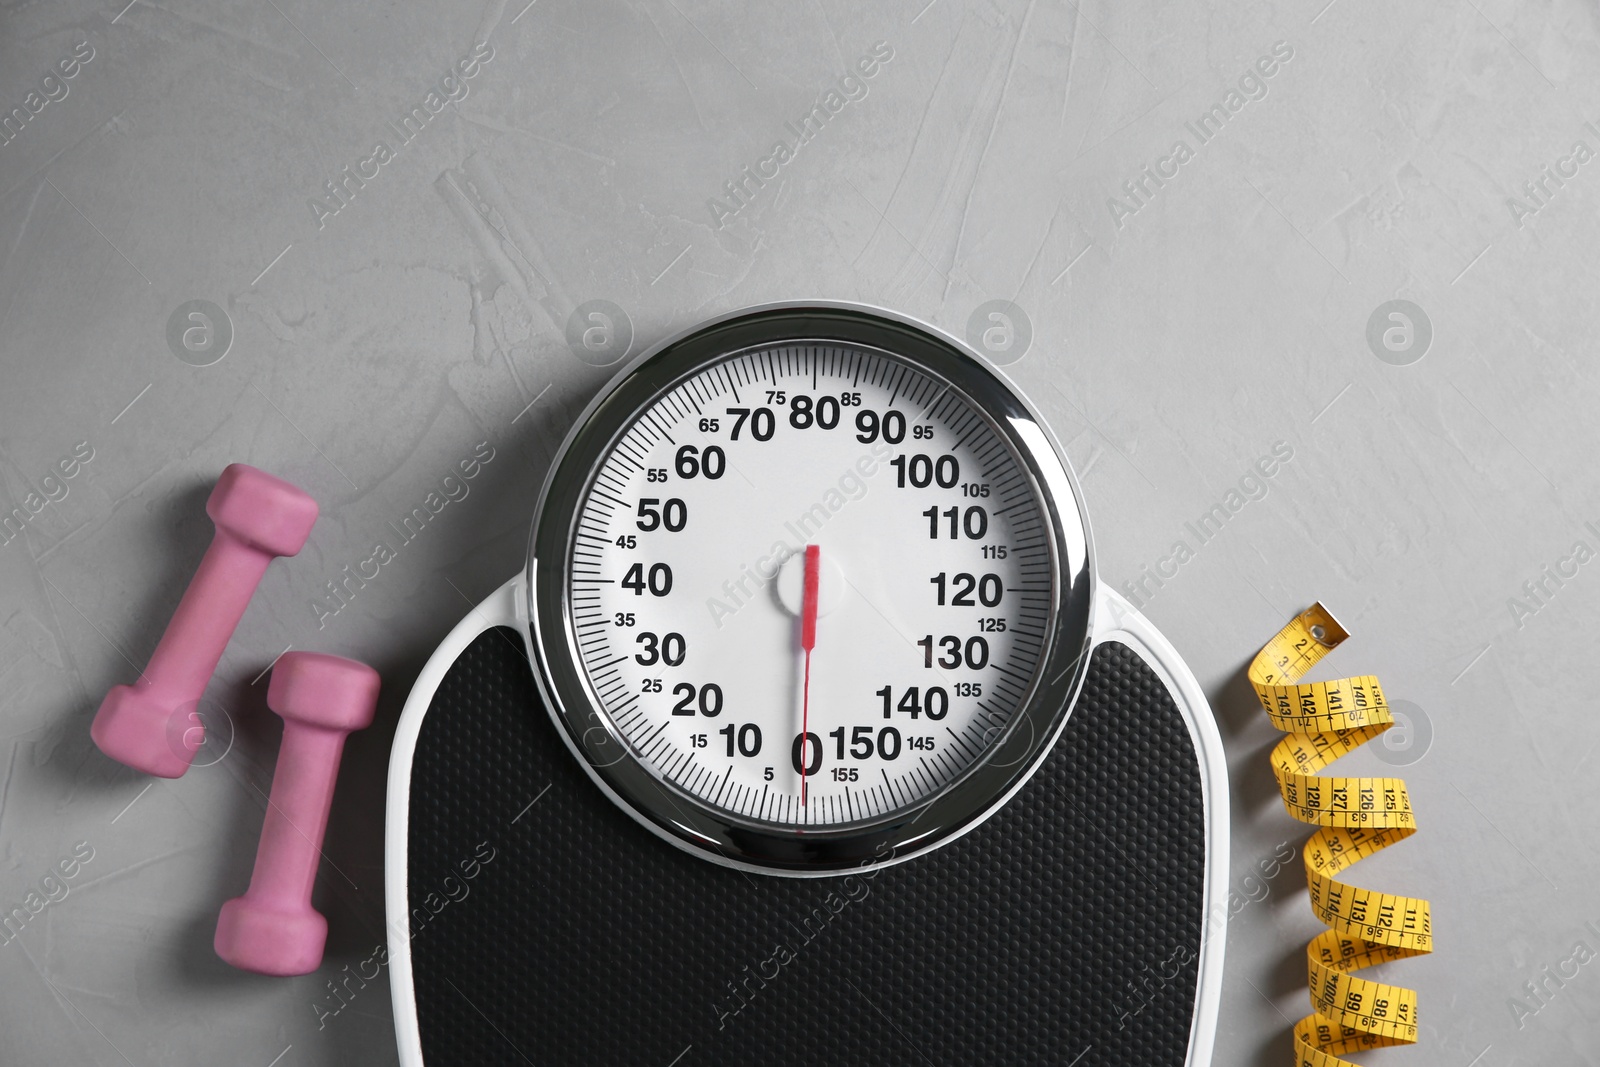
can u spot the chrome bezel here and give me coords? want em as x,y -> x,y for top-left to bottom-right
524,303 -> 1095,875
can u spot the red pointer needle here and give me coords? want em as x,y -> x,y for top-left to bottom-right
800,544 -> 821,808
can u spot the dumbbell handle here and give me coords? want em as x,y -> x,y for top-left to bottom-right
142,531 -> 273,701
240,720 -> 347,906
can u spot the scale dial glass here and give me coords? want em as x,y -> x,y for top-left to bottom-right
527,308 -> 1092,873
571,345 -> 1048,827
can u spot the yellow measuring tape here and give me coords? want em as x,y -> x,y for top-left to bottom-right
1250,604 -> 1431,1066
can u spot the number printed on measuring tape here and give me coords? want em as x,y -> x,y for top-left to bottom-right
1250,603 -> 1432,1067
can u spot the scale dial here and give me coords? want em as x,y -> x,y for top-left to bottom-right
527,307 -> 1093,874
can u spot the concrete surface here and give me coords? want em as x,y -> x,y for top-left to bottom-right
1,0 -> 1595,1064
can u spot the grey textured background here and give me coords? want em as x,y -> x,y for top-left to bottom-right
0,0 -> 1594,1064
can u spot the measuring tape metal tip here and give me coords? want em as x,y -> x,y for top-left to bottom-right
1301,601 -> 1350,647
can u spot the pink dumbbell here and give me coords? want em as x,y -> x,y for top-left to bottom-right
91,464 -> 318,778
215,652 -> 378,976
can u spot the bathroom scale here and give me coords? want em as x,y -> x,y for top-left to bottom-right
384,303 -> 1230,1066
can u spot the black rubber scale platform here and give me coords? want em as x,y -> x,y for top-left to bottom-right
405,629 -> 1205,1066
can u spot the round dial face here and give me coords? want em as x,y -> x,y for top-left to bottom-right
570,345 -> 1050,828
528,307 -> 1093,874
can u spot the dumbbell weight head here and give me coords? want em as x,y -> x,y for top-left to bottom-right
214,887 -> 330,978
207,464 -> 322,558
265,651 -> 382,734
